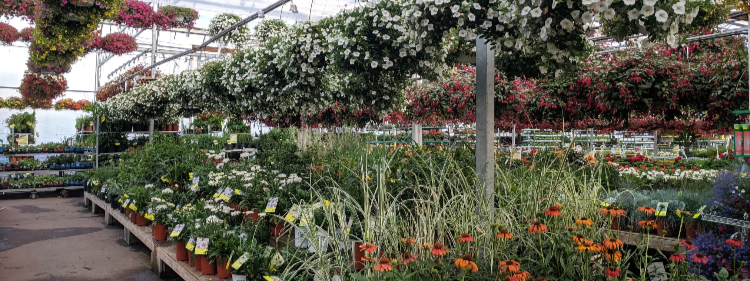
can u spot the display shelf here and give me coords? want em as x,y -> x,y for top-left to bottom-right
0,168 -> 92,175
0,185 -> 83,194
618,231 -> 679,252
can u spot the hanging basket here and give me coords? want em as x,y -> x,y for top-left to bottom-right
64,13 -> 86,22
70,0 -> 95,7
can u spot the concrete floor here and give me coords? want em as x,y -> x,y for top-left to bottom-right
0,197 -> 175,281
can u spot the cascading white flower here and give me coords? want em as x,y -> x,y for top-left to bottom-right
641,5 -> 655,16
654,9 -> 669,22
672,2 -> 686,14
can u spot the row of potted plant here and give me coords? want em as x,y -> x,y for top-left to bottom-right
0,173 -> 86,189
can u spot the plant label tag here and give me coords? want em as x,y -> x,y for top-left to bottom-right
101,187 -> 106,193
231,252 -> 250,269
285,204 -> 299,222
170,224 -> 184,237
145,208 -> 154,220
265,197 -> 278,213
194,238 -> 209,255
271,251 -> 285,267
191,176 -> 199,189
186,237 -> 195,251
656,202 -> 669,217
263,277 -> 282,281
230,134 -> 237,144
694,205 -> 706,218
235,189 -> 242,195
213,187 -> 223,198
123,199 -> 130,208
220,188 -> 233,202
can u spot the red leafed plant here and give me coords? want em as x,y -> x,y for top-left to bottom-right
0,22 -> 19,45
18,73 -> 67,109
99,32 -> 137,55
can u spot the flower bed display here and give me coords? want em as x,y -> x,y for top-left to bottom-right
0,22 -> 19,45
54,98 -> 91,110
18,72 -> 67,109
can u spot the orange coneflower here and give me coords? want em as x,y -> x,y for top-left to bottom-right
528,221 -> 548,234
603,250 -> 623,262
573,234 -> 589,245
359,242 -> 378,254
373,257 -> 393,272
458,233 -> 474,243
603,237 -> 623,250
498,260 -> 521,273
576,240 -> 602,252
454,254 -> 478,272
512,271 -> 531,281
401,237 -> 416,245
576,217 -> 593,226
497,228 -> 513,239
361,256 -> 376,263
598,206 -> 615,216
637,206 -> 656,215
431,243 -> 447,256
638,220 -> 657,229
402,252 -> 417,265
419,243 -> 433,250
612,207 -> 627,217
545,204 -> 562,217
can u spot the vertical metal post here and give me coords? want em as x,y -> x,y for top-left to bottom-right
475,35 -> 495,209
95,115 -> 99,168
511,125 -> 516,147
149,119 -> 154,143
654,130 -> 659,155
589,128 -> 593,150
151,6 -> 158,79
412,123 -> 422,145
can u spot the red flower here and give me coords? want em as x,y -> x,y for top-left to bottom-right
680,240 -> 697,250
669,253 -> 686,263
726,238 -> 743,248
605,267 -> 620,278
691,253 -> 708,264
457,233 -> 474,243
545,204 -> 562,217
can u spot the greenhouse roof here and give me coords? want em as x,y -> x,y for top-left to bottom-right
143,0 -> 358,24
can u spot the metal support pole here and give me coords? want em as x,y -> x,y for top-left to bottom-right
95,115 -> 100,168
589,128 -> 593,150
151,23 -> 157,79
149,119 -> 154,143
654,130 -> 659,155
511,126 -> 516,147
412,123 -> 422,145
475,35 -> 495,209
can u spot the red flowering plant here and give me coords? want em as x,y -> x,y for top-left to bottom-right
0,22 -> 19,45
96,64 -> 159,101
157,5 -> 198,29
54,98 -> 90,110
405,65 -> 476,125
18,72 -> 67,109
18,26 -> 33,43
97,32 -> 136,55
303,102 -> 381,128
0,0 -> 34,20
113,0 -> 158,29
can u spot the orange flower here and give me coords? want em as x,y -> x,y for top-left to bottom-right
458,233 -> 474,243
604,250 -> 623,262
401,238 -> 416,245
637,206 -> 656,215
359,243 -> 378,254
454,254 -> 478,272
598,206 -> 615,216
402,252 -> 417,265
603,237 -> 623,250
528,221 -> 548,234
431,243 -> 447,256
573,234 -> 590,245
598,206 -> 627,217
612,208 -> 627,217
545,204 -> 562,217
575,217 -> 592,226
498,260 -> 521,273
373,257 -> 393,272
638,220 -> 657,229
419,243 -> 433,250
361,256 -> 376,263
576,240 -> 601,252
512,271 -> 531,281
497,228 -> 513,240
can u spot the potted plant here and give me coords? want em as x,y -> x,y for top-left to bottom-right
157,6 -> 199,29
18,73 -> 67,109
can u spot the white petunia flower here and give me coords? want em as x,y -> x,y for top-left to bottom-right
451,5 -> 460,13
530,7 -> 542,17
382,34 -> 390,40
623,0 -> 635,5
539,66 -> 548,74
603,8 -> 616,20
666,34 -> 678,47
560,18 -> 574,30
468,13 -> 475,21
545,17 -> 552,27
654,9 -> 668,22
521,6 -> 531,15
571,10 -> 580,19
161,188 -> 174,194
473,3 -> 481,9
627,8 -> 640,20
371,61 -> 378,68
581,11 -> 593,23
643,0 -> 657,5
430,6 -> 439,15
640,5 -> 654,16
672,2 -> 685,14
352,51 -> 360,57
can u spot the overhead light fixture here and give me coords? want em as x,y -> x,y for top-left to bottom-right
290,4 -> 298,13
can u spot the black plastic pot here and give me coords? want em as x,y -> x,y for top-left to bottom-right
225,144 -> 232,150
108,146 -> 116,153
110,195 -> 119,209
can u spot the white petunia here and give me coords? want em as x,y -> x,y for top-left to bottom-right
603,8 -> 616,20
641,5 -> 654,16
430,6 -> 439,15
539,66 -> 548,74
371,61 -> 378,68
473,3 -> 481,9
643,0 -> 656,5
623,0 -> 635,5
458,18 -> 465,26
666,34 -> 677,47
382,34 -> 390,40
468,13 -> 475,21
539,27 -> 548,41
530,7 -> 542,17
581,11 -> 593,23
451,5 -> 460,13
521,6 -> 531,15
672,2 -> 685,14
560,18 -> 574,30
545,17 -> 552,27
458,29 -> 468,37
571,10 -> 580,19
627,8 -> 640,20
654,9 -> 668,22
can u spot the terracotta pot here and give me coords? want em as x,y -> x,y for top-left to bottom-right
153,224 -> 168,241
685,224 -> 698,239
176,241 -> 188,261
230,203 -> 240,211
130,210 -> 138,224
251,209 -> 260,222
188,252 -> 194,265
656,219 -> 670,237
216,257 -> 231,278
136,213 -> 148,226
354,242 -> 365,270
270,222 -> 285,236
610,216 -> 620,230
200,255 -> 216,275
194,254 -> 202,271
172,124 -> 179,132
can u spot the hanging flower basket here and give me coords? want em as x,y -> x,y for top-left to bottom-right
157,5 -> 198,29
18,26 -> 34,43
208,13 -> 251,48
0,22 -> 19,45
69,0 -> 95,7
99,32 -> 137,55
18,72 -> 68,109
114,0 -> 157,29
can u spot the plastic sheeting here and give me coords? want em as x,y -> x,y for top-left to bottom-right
145,0 -> 359,24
